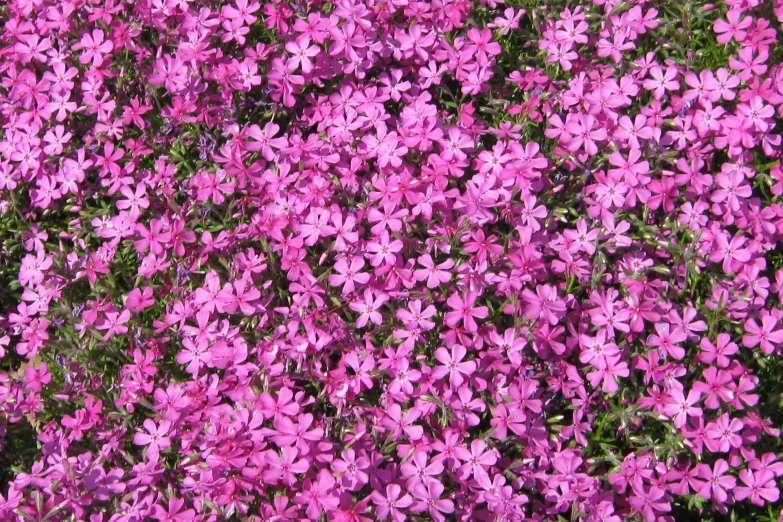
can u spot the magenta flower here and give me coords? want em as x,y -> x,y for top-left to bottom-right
431,344 -> 476,388
709,232 -> 752,274
647,323 -> 688,360
521,284 -> 566,325
246,122 -> 287,161
366,230 -> 404,267
396,299 -> 437,331
628,485 -> 671,521
400,450 -> 444,488
263,447 -> 309,486
83,467 -> 126,501
698,333 -> 738,367
116,184 -> 150,219
563,218 -> 600,254
369,484 -> 413,522
711,170 -> 752,212
381,404 -> 423,441
300,208 -> 336,246
643,65 -> 680,99
743,313 -> 783,354
329,256 -> 370,295
96,309 -> 131,341
662,388 -> 703,428
692,367 -> 735,409
294,469 -> 340,519
331,449 -> 370,488
271,413 -> 324,455
133,419 -> 172,460
349,289 -> 388,328
413,254 -> 454,289
444,291 -> 489,332
150,498 -> 195,522
176,338 -> 212,375
2,0 -> 783,518
19,251 -> 52,287
586,354 -> 629,393
411,481 -> 454,522
74,29 -> 113,67
126,287 -> 155,313
565,114 -> 607,155
704,414 -> 744,453
735,469 -> 780,506
453,439 -> 498,481
714,9 -> 752,44
285,35 -> 320,74
695,460 -> 736,502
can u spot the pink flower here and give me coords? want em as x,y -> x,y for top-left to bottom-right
294,469 -> 340,519
126,287 -> 155,313
735,469 -> 779,506
349,289 -> 388,328
285,35 -> 320,73
521,284 -> 566,325
223,0 -> 260,25
565,114 -> 607,155
150,498 -> 195,522
42,125 -> 72,155
714,9 -> 752,44
411,481 -> 454,522
328,256 -> 370,295
246,122 -> 287,160
586,354 -> 630,393
628,485 -> 671,521
148,55 -> 187,92
695,460 -> 736,502
596,32 -> 635,63
431,344 -> 476,387
454,439 -> 498,481
440,127 -> 473,161
116,184 -> 150,219
396,299 -> 437,331
263,447 -> 309,486
692,367 -> 734,409
366,231 -> 404,267
705,414 -> 744,452
579,330 -> 619,368
647,323 -> 688,360
444,291 -> 489,332
75,29 -> 113,67
331,449 -> 370,488
96,310 -> 131,341
563,218 -> 600,255
19,251 -> 53,287
133,419 -> 172,460
711,170 -> 752,212
300,208 -> 336,246
663,388 -> 703,428
176,338 -> 212,375
400,450 -> 444,488
743,313 -> 783,354
369,484 -> 412,522
697,333 -> 738,367
614,115 -> 654,148
709,233 -> 752,274
642,65 -> 679,99
381,404 -> 423,440
413,255 -> 454,288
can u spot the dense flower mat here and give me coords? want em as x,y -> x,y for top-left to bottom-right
1,0 -> 783,520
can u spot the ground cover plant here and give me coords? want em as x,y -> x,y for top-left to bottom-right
1,0 -> 783,520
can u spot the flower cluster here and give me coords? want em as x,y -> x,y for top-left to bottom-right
1,0 -> 783,520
